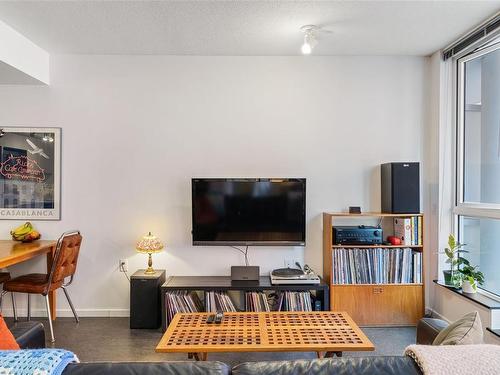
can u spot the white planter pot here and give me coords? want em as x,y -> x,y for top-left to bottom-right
462,279 -> 477,294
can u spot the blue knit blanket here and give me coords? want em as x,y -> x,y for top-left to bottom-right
0,349 -> 79,375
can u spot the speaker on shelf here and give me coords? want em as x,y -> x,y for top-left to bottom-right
381,162 -> 420,214
231,266 -> 260,282
130,269 -> 166,329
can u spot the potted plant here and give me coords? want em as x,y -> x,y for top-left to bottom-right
442,234 -> 468,287
459,264 -> 485,293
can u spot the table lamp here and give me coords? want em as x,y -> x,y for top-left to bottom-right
136,232 -> 164,274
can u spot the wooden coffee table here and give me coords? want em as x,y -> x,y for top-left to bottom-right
156,311 -> 374,360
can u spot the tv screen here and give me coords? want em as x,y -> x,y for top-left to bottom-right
192,178 -> 306,246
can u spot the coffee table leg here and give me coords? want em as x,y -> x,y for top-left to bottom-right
192,353 -> 208,361
324,351 -> 342,358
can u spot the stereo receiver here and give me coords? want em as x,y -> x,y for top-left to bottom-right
333,225 -> 383,245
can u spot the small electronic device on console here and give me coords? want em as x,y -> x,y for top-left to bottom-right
349,206 -> 362,214
231,266 -> 260,282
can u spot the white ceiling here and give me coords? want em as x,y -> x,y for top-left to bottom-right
0,1 -> 499,56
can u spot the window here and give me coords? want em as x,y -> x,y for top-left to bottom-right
458,216 -> 500,295
456,41 -> 500,297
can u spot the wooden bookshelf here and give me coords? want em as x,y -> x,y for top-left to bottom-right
323,212 -> 424,326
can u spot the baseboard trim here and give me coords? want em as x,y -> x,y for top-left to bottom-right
1,309 -> 130,318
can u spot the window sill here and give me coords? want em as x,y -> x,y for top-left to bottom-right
487,327 -> 500,339
434,280 -> 500,310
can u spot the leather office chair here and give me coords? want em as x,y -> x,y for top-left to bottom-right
3,230 -> 82,342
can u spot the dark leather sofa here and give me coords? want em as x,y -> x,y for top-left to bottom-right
230,318 -> 447,375
11,320 -> 46,349
12,318 -> 447,375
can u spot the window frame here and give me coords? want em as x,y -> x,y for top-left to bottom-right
455,42 -> 500,216
454,41 -> 500,298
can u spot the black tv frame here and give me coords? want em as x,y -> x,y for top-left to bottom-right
191,178 -> 306,246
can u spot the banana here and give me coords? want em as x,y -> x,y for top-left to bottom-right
11,222 -> 25,233
10,222 -> 34,241
12,232 -> 28,241
11,222 -> 33,236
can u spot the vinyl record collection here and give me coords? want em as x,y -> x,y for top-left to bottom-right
332,247 -> 423,284
245,291 -> 314,312
205,291 -> 237,313
279,291 -> 313,312
245,292 -> 271,312
165,291 -> 203,324
166,289 -> 315,324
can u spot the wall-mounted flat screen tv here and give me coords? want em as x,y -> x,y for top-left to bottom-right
192,178 -> 306,246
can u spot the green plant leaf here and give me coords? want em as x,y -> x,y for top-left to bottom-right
476,271 -> 485,285
448,234 -> 456,249
445,248 -> 453,258
457,257 -> 470,266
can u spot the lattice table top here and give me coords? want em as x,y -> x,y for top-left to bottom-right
156,311 -> 374,353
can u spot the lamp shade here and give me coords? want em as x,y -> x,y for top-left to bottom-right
136,232 -> 164,254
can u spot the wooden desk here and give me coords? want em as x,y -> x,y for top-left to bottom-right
0,240 -> 57,320
156,311 -> 374,360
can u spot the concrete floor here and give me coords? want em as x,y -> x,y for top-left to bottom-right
17,317 -> 416,366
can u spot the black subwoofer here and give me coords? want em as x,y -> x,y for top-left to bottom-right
381,162 -> 420,214
130,269 -> 166,329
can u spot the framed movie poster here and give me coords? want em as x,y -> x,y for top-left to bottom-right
0,127 -> 61,220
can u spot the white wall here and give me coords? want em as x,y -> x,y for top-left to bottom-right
423,51 -> 441,310
0,55 -> 426,316
0,20 -> 49,85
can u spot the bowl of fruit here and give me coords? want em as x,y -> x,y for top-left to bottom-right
10,222 -> 41,242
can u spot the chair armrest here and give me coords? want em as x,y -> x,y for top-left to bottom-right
416,318 -> 449,345
10,321 -> 46,349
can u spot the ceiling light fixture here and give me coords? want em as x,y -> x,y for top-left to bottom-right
300,25 -> 318,55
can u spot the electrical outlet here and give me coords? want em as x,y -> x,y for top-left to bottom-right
119,259 -> 128,272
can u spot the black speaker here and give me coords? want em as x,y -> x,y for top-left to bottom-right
381,162 -> 420,214
231,266 -> 260,281
130,269 -> 166,329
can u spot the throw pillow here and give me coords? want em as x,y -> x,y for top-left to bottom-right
0,315 -> 20,350
432,311 -> 483,345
